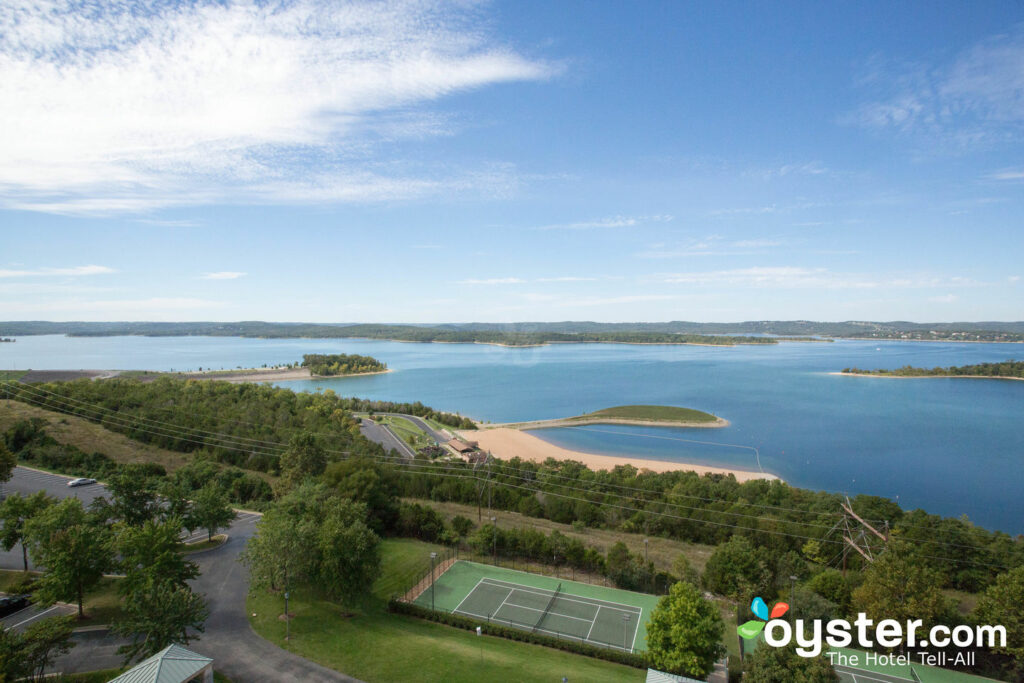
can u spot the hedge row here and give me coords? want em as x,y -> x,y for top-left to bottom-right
387,598 -> 648,669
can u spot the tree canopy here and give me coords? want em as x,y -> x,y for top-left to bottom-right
645,580 -> 725,678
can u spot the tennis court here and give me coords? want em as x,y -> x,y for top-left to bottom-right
413,560 -> 660,652
453,577 -> 642,651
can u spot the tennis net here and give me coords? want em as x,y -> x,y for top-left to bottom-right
533,582 -> 563,633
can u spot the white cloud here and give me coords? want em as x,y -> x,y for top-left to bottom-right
658,267 -> 985,290
928,294 -> 958,303
636,236 -> 782,258
457,277 -> 527,285
0,297 -> 223,316
200,272 -> 246,280
534,215 -> 673,230
0,264 -> 114,278
986,169 -> 1024,181
0,0 -> 554,215
849,25 -> 1024,147
535,276 -> 598,282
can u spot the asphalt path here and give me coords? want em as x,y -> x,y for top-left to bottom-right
375,413 -> 451,444
2,467 -> 359,682
359,418 -> 416,459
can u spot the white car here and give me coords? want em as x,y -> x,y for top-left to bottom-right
67,477 -> 97,488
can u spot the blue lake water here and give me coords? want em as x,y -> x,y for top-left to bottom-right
2,335 -> 1022,533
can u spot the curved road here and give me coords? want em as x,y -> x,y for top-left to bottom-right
1,467 -> 358,682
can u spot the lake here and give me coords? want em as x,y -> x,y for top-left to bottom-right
2,335 -> 1022,533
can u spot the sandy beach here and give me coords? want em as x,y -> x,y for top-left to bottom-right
462,427 -> 777,482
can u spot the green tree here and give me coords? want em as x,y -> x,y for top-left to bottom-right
645,581 -> 725,678
113,583 -> 208,663
672,554 -> 700,586
158,478 -> 195,530
973,565 -> 1024,669
323,457 -> 399,534
0,491 -> 55,571
744,641 -> 839,682
0,440 -> 15,483
240,485 -> 321,596
190,482 -> 236,541
852,542 -> 949,629
315,499 -> 380,604
702,535 -> 772,602
23,498 -> 112,618
0,614 -> 76,681
107,464 -> 161,526
115,517 -> 199,597
279,432 -> 327,487
452,515 -> 475,538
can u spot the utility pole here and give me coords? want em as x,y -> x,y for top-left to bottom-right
490,517 -> 497,565
430,551 -> 437,611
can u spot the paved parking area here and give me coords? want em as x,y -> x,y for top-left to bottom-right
1,602 -> 77,633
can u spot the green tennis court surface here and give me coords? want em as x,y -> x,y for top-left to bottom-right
414,560 -> 660,652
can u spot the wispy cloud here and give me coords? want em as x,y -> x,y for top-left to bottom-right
985,169 -> 1024,181
0,265 -> 114,278
457,277 -> 527,285
658,267 -> 986,290
848,25 -> 1024,148
200,272 -> 246,280
534,215 -> 673,230
535,276 -> 598,282
0,297 -> 223,315
636,236 -> 783,258
0,1 -> 554,215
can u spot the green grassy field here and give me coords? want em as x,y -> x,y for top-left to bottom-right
378,415 -> 436,449
572,405 -> 719,423
247,539 -> 644,683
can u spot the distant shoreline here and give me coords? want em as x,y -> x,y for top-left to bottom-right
477,415 -> 730,430
831,371 -> 1024,381
462,427 -> 776,482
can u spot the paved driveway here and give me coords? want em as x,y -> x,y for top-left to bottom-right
2,467 -> 360,682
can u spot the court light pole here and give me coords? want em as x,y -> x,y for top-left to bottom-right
430,552 -> 438,612
284,591 -> 290,641
643,538 -> 648,564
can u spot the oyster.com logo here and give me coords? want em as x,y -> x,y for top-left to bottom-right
737,596 -> 788,639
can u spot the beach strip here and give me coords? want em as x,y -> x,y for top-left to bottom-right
462,427 -> 778,482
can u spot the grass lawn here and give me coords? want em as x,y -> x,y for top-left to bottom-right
573,405 -> 719,423
181,534 -> 228,553
378,416 -> 435,449
415,498 -> 715,574
0,570 -> 125,625
247,539 -> 645,683
0,399 -> 192,471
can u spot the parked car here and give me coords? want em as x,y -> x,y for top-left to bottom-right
67,477 -> 97,487
0,595 -> 32,618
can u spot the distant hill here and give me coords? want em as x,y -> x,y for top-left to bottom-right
1,320 -> 1023,343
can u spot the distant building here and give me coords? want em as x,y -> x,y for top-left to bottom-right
446,438 -> 477,455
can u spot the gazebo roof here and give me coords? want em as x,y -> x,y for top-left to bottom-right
107,644 -> 212,683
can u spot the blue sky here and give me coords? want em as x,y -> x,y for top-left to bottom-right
1,0 -> 1022,322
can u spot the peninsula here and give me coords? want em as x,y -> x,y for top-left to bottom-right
477,404 -> 727,430
838,360 -> 1024,380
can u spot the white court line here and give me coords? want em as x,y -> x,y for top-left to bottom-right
837,671 -> 904,683
451,578 -> 487,615
480,578 -> 641,614
7,605 -> 60,630
454,607 -> 631,652
585,606 -> 602,641
501,599 -> 595,624
495,588 -> 515,615
628,607 -> 641,652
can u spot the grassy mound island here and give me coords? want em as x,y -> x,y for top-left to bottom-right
480,404 -> 726,429
300,353 -> 387,376
840,360 -> 1024,380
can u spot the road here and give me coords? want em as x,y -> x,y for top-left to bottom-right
375,413 -> 452,444
1,467 -> 359,682
359,417 -> 416,459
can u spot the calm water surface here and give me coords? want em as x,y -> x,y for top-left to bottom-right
3,335 -> 1022,532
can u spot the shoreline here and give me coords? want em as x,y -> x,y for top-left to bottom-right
193,367 -> 393,383
477,415 -> 729,430
830,371 -> 1024,381
461,427 -> 777,482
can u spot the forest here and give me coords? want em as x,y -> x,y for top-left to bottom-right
843,360 -> 1024,378
301,353 -> 387,376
